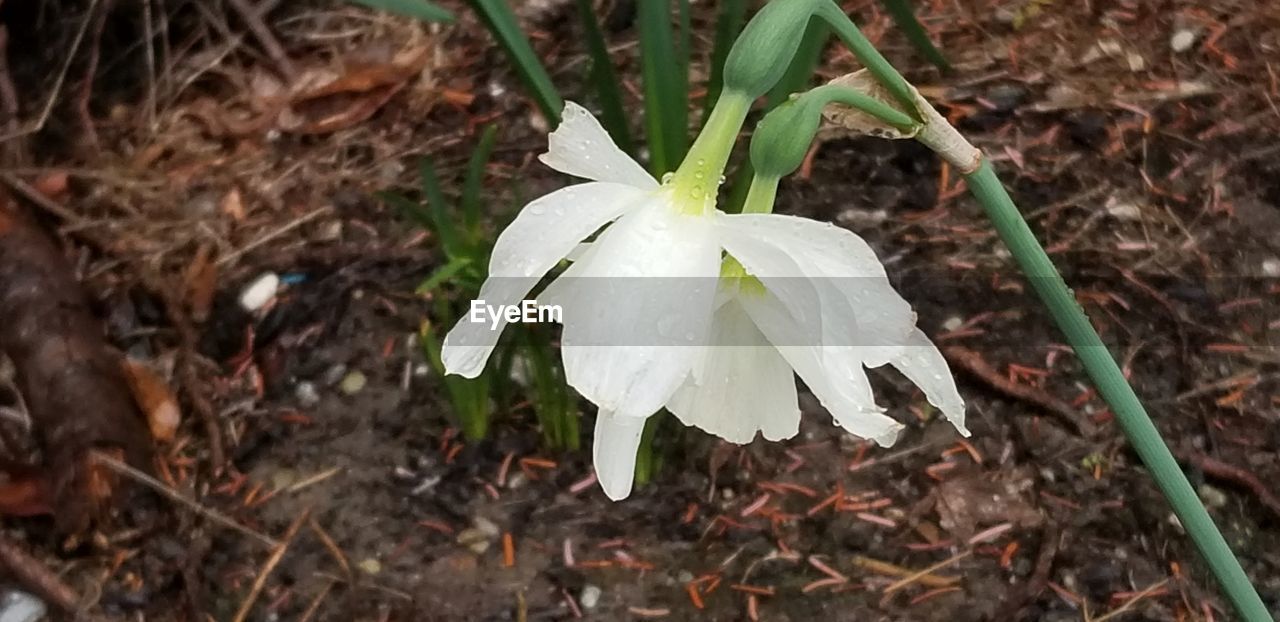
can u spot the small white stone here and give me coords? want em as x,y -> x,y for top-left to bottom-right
1106,201 -> 1143,220
942,316 -> 965,332
339,371 -> 367,395
579,585 -> 602,610
0,590 -> 47,622
1261,258 -> 1280,277
1171,30 -> 1197,53
238,272 -> 280,312
295,381 -> 320,407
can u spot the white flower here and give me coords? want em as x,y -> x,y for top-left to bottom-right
441,102 -> 965,501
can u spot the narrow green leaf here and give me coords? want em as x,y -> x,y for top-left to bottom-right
415,159 -> 465,260
573,0 -> 634,153
415,256 -> 473,295
462,124 -> 499,233
877,0 -> 951,72
348,0 -> 454,23
637,0 -> 689,175
468,0 -> 564,123
702,0 -> 748,122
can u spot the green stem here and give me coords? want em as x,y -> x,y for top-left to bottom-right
966,161 -> 1270,621
670,90 -> 753,214
741,175 -> 779,215
816,1 -> 920,120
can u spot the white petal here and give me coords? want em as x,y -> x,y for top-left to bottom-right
545,198 -> 722,418
739,289 -> 904,447
593,410 -> 646,500
441,182 -> 649,377
667,298 -> 799,444
889,329 -> 968,435
719,214 -> 915,366
539,101 -> 657,189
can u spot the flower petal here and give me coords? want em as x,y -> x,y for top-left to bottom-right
543,199 -> 722,418
719,214 -> 915,366
667,298 -> 799,444
886,328 -> 968,435
593,410 -> 646,500
442,182 -> 649,377
539,101 -> 657,189
739,289 -> 903,447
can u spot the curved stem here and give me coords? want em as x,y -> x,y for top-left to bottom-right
669,90 -> 753,215
816,0 -> 920,120
741,174 -> 779,215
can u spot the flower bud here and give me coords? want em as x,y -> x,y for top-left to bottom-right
749,93 -> 824,178
722,0 -> 822,99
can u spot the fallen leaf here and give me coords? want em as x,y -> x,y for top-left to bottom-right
935,470 -> 1043,540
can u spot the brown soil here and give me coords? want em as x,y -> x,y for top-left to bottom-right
1,0 -> 1279,620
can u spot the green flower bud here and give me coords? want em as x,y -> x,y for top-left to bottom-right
749,93 -> 823,179
751,83 -> 921,178
722,0 -> 822,99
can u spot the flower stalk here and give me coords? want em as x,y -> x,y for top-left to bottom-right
811,13 -> 1269,617
964,161 -> 1269,621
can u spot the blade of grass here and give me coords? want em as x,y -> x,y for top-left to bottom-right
461,124 -> 499,234
877,0 -> 950,72
415,257 -> 473,295
468,0 -> 564,123
415,159 -> 465,260
572,0 -> 633,153
637,0 -> 689,175
348,0 -> 454,22
702,0 -> 748,123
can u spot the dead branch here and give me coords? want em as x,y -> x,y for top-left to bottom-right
942,345 -> 1098,437
1173,449 -> 1280,521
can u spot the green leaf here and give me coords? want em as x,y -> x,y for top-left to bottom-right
415,159 -> 466,260
468,0 -> 564,123
573,0 -> 633,153
877,0 -> 951,72
637,0 -> 689,176
462,124 -> 499,234
348,0 -> 455,22
415,256 -> 473,295
702,0 -> 748,123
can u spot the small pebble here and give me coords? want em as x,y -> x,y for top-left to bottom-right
295,381 -> 320,407
358,558 -> 382,575
579,585 -> 602,610
1198,484 -> 1229,509
456,528 -> 492,554
1106,201 -> 1143,220
323,364 -> 349,386
238,272 -> 280,312
1261,258 -> 1280,277
339,371 -> 367,395
941,316 -> 964,332
1170,29 -> 1198,53
0,590 -> 47,622
473,516 -> 501,539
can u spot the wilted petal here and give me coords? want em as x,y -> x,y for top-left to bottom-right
667,298 -> 800,444
719,214 -> 915,366
544,199 -> 721,418
593,410 -> 646,500
442,182 -> 649,377
539,101 -> 657,189
740,289 -> 903,447
884,328 -> 968,435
